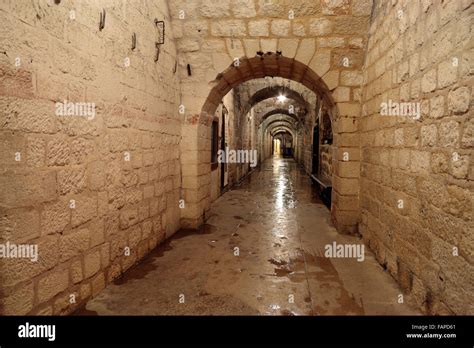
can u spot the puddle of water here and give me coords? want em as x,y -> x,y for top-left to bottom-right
72,306 -> 99,316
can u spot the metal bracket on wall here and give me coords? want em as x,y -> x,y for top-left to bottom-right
154,19 -> 165,45
99,9 -> 106,31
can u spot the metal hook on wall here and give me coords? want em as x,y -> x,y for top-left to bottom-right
154,42 -> 161,62
99,9 -> 106,31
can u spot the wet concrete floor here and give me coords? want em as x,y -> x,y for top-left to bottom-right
76,156 -> 419,315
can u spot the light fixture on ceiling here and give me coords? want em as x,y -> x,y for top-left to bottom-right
277,94 -> 287,103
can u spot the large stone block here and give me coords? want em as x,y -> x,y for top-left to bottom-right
1,282 -> 34,315
1,207 -> 40,243
71,195 -> 97,227
26,136 -> 46,168
0,171 -> 57,207
352,0 -> 373,16
321,0 -> 350,15
59,228 -> 90,262
232,0 -> 257,18
87,161 -> 106,190
211,20 -> 246,37
0,235 -> 59,289
0,97 -> 58,134
437,59 -> 457,88
58,167 -> 86,195
429,95 -> 445,119
270,20 -> 290,37
278,39 -> 298,58
448,87 -> 470,114
257,0 -> 285,17
421,69 -> 437,93
333,16 -> 369,35
420,124 -> 437,146
70,259 -> 83,284
248,20 -> 269,37
309,18 -> 333,36
46,139 -> 70,166
337,161 -> 361,178
84,249 -> 101,279
438,121 -> 460,147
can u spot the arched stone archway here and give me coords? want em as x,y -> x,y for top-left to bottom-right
267,123 -> 296,136
181,53 -> 360,235
200,54 -> 336,119
265,119 -> 296,130
259,114 -> 299,163
272,129 -> 294,157
270,126 -> 296,138
261,108 -> 300,122
273,129 -> 293,136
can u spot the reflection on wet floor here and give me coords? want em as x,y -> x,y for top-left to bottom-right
76,156 -> 419,316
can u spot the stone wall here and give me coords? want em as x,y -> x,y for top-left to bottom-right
0,0 -> 181,315
359,0 -> 473,314
3,0 -> 470,317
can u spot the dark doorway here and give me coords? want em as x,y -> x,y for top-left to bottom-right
312,124 -> 319,175
311,121 -> 332,209
220,109 -> 228,191
211,120 -> 218,171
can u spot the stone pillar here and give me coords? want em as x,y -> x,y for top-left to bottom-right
180,120 -> 212,229
331,109 -> 361,234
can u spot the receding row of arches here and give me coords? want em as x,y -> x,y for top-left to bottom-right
180,53 -> 359,235
205,54 -> 335,209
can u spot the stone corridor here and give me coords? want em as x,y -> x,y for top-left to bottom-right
76,156 -> 418,315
